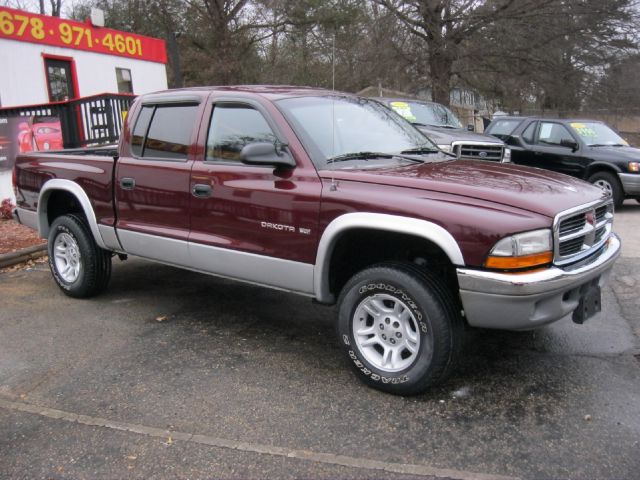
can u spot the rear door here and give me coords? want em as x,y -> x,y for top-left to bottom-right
115,98 -> 203,265
188,97 -> 322,294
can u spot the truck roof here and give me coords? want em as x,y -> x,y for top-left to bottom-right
142,85 -> 338,101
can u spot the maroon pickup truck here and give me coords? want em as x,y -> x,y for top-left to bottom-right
13,86 -> 621,395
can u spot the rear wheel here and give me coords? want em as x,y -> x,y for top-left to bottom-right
48,214 -> 112,298
337,263 -> 464,395
588,171 -> 623,209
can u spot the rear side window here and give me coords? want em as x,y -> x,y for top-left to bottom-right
206,104 -> 277,162
130,103 -> 199,159
143,104 -> 199,159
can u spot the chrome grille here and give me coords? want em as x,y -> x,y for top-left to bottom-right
452,142 -> 504,161
554,200 -> 614,266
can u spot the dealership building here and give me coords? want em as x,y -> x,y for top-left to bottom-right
0,5 -> 168,201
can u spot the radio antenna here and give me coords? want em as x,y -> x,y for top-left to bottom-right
330,30 -> 337,191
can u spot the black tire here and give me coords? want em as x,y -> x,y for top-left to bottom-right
588,171 -> 623,209
47,214 -> 112,298
337,262 -> 464,395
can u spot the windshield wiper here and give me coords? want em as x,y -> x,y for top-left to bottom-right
400,147 -> 441,155
326,151 -> 425,165
326,151 -> 394,164
589,143 -> 626,147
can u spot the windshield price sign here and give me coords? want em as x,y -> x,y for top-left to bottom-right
0,6 -> 166,63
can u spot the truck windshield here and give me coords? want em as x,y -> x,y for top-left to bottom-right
276,96 -> 438,169
388,100 -> 462,128
568,122 -> 628,147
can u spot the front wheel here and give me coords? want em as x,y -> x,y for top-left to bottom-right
337,263 -> 464,395
588,171 -> 623,209
47,214 -> 112,298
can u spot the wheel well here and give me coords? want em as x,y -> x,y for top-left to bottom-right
45,190 -> 86,228
328,229 -> 458,299
584,165 -> 621,181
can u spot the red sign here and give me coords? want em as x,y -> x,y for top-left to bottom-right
0,6 -> 167,64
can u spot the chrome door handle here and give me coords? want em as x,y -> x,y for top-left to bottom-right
192,183 -> 213,198
120,177 -> 136,190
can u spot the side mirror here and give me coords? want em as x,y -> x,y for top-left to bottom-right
240,142 -> 295,168
467,124 -> 475,132
560,139 -> 579,151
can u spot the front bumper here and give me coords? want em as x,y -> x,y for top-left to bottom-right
456,233 -> 621,330
618,172 -> 640,196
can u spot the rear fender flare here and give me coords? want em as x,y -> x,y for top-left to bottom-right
314,213 -> 464,303
38,179 -> 107,249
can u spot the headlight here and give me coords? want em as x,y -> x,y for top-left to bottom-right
629,162 -> 639,173
485,229 -> 553,270
437,144 -> 452,153
503,148 -> 511,163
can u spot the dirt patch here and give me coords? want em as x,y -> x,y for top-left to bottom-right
0,219 -> 46,255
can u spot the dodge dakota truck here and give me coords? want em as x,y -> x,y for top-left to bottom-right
13,86 -> 621,395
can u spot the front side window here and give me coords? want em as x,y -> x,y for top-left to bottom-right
116,68 -> 133,94
130,104 -> 198,159
537,122 -> 575,146
206,104 -> 277,162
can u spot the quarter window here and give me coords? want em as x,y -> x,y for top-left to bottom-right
521,122 -> 537,144
537,122 -> 575,146
130,105 -> 153,157
206,104 -> 277,163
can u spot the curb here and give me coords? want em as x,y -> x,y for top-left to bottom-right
0,243 -> 48,269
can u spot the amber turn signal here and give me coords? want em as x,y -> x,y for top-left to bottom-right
485,251 -> 553,270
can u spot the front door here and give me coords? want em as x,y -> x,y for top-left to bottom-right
188,99 -> 322,293
533,121 -> 585,177
44,58 -> 76,102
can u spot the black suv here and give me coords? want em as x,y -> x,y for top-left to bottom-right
373,98 -> 508,162
485,116 -> 640,207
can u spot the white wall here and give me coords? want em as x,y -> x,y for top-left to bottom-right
0,38 -> 167,107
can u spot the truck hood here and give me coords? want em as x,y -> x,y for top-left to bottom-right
588,145 -> 640,162
322,159 -> 607,217
416,125 -> 504,146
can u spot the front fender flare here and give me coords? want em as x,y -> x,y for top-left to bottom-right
313,213 -> 464,303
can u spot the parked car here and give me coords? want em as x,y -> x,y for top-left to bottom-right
373,97 -> 509,162
486,116 -> 640,208
13,86 -> 619,395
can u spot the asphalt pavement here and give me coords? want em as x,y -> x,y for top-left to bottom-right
1,201 -> 639,479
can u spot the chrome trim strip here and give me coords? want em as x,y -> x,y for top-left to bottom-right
38,179 -> 108,249
116,230 -> 315,296
314,213 -> 464,303
14,207 -> 39,232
